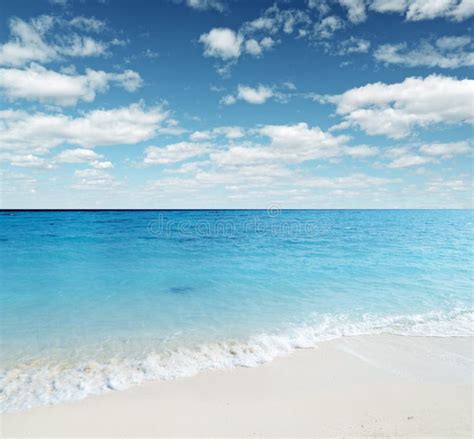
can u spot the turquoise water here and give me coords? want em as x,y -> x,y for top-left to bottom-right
1,210 -> 473,412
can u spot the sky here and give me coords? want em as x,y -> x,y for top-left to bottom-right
0,0 -> 473,209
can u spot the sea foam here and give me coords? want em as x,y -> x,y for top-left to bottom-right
1,307 -> 472,413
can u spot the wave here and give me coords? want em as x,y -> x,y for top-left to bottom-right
1,307 -> 472,413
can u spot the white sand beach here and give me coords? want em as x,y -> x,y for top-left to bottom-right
2,334 -> 472,438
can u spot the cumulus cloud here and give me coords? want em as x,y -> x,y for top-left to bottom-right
375,35 -> 474,68
144,142 -> 212,165
55,148 -> 104,163
0,64 -> 142,106
369,0 -> 474,21
0,102 -> 169,153
405,0 -> 471,21
197,0 -> 474,71
323,75 -> 474,138
0,15 -> 117,67
236,85 -> 274,104
210,123 -> 349,166
0,16 -> 58,66
55,147 -> 113,169
244,37 -> 275,56
199,4 -> 311,68
91,160 -> 113,169
189,131 -> 213,142
222,85 -> 274,105
199,28 -> 243,60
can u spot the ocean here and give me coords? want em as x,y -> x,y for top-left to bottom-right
0,209 -> 472,412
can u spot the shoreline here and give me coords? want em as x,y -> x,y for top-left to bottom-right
2,334 -> 472,437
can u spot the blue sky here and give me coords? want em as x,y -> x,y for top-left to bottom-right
0,0 -> 472,208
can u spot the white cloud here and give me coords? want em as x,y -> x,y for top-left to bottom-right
0,63 -> 142,106
242,4 -> 311,36
407,0 -> 466,21
189,126 -> 246,141
369,0 -> 474,21
220,94 -> 237,105
189,131 -> 213,141
72,168 -> 118,190
244,39 -> 262,56
0,16 -> 57,66
194,164 -> 292,187
210,123 -> 349,166
49,0 -> 69,6
237,85 -> 273,104
338,37 -> 371,54
243,37 -> 275,56
375,36 -> 474,68
436,35 -> 472,49
419,141 -> 470,156
300,173 -> 396,188
406,0 -> 456,20
55,148 -> 104,163
56,34 -> 108,57
0,15 -> 117,67
144,142 -> 211,165
0,170 -> 38,196
91,160 -> 113,169
68,16 -> 107,33
324,75 -> 474,138
0,102 -> 169,153
369,0 -> 408,13
344,145 -> 379,157
0,153 -> 54,169
449,0 -> 474,21
199,28 -> 243,60
383,140 -> 470,168
168,161 -> 209,174
185,0 -> 225,12
387,154 -> 434,168
260,122 -> 349,158
426,178 -> 469,192
196,0 -> 474,71
222,85 -> 274,105
338,0 -> 367,23
314,16 -> 344,39
213,126 -> 246,139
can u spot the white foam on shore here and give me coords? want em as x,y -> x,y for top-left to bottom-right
1,308 -> 472,413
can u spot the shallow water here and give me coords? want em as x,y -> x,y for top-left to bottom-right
0,210 -> 472,412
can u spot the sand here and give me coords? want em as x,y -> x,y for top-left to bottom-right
1,334 -> 472,438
